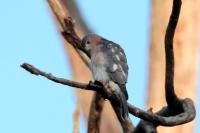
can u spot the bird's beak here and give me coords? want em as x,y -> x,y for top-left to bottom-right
80,42 -> 91,58
85,49 -> 91,58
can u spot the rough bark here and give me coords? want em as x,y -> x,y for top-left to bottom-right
147,0 -> 199,132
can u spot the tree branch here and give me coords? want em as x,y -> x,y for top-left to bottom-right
87,93 -> 104,133
21,62 -> 195,127
134,0 -> 196,132
61,0 -> 92,34
164,0 -> 181,106
48,0 -> 90,67
21,63 -> 89,89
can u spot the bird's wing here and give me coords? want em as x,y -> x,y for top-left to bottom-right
101,41 -> 129,99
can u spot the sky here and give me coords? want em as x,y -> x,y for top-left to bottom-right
0,0 -> 199,133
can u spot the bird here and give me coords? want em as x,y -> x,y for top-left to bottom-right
80,33 -> 129,120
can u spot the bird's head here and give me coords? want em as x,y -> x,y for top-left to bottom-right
81,33 -> 102,54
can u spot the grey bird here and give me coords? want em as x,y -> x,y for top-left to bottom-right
81,33 -> 129,120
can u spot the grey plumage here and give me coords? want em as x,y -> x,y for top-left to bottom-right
81,34 -> 129,120
98,40 -> 129,99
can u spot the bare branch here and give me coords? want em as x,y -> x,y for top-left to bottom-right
21,62 -> 195,127
21,63 -> 88,89
87,93 -> 104,133
129,99 -> 195,126
21,63 -> 113,101
134,0 -> 196,132
47,0 -> 90,67
61,0 -> 92,34
164,0 -> 181,106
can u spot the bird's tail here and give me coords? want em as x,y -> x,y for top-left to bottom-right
113,90 -> 129,121
109,81 -> 128,121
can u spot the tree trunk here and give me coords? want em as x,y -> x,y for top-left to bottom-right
147,0 -> 199,132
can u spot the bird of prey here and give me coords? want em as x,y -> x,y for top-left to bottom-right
81,33 -> 129,120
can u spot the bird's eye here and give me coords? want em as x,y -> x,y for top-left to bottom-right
86,41 -> 90,44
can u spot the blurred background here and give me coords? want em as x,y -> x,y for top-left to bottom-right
0,0 -> 199,133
